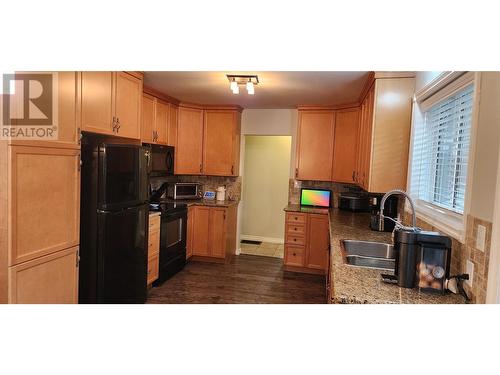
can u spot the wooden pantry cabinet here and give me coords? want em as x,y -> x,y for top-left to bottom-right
175,105 -> 241,176
0,71 -> 81,303
81,71 -> 143,139
355,76 -> 415,192
284,211 -> 329,274
189,205 -> 238,260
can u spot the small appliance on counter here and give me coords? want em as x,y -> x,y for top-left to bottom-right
339,193 -> 370,212
300,188 -> 331,208
216,186 -> 226,201
370,194 -> 399,232
167,182 -> 203,200
392,229 -> 452,293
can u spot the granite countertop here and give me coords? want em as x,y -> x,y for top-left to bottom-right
158,198 -> 239,207
328,209 -> 465,304
284,204 -> 330,215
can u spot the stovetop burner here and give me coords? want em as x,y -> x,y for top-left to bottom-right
149,201 -> 188,214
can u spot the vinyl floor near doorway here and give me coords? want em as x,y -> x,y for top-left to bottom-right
147,255 -> 326,304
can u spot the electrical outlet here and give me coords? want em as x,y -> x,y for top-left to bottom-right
466,260 -> 474,287
476,224 -> 486,252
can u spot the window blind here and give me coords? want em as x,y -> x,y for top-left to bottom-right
410,83 -> 474,214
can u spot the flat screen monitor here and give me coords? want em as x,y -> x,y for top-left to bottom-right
300,189 -> 331,208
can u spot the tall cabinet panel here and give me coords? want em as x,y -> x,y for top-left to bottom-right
0,71 -> 81,303
332,108 -> 360,183
81,71 -> 114,135
295,111 -> 335,181
203,110 -> 238,176
114,71 -> 142,139
176,106 -> 204,175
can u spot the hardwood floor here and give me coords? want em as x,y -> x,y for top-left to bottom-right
147,254 -> 326,304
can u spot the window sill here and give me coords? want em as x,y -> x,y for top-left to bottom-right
406,202 -> 465,243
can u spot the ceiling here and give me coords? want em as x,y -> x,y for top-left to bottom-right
143,71 -> 369,109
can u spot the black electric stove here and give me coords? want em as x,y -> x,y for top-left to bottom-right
149,201 -> 188,285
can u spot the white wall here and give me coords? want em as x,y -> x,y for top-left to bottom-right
240,109 -> 298,177
241,136 -> 291,241
415,71 -> 444,92
236,109 -> 298,250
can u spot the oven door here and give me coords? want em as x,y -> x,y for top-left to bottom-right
159,210 -> 187,265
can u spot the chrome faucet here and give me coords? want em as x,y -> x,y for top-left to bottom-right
379,189 -> 417,232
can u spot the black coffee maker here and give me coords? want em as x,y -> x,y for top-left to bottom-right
393,229 -> 452,293
370,194 -> 399,232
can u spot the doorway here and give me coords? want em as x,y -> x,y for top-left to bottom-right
240,135 -> 292,258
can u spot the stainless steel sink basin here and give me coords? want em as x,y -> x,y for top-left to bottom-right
340,240 -> 395,270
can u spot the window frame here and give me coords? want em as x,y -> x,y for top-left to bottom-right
407,71 -> 481,242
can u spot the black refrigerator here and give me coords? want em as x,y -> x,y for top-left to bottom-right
80,139 -> 149,303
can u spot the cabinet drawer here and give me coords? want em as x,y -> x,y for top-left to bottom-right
286,224 -> 305,236
149,215 -> 160,232
286,234 -> 306,246
148,229 -> 160,257
284,245 -> 305,267
286,212 -> 306,224
147,254 -> 159,285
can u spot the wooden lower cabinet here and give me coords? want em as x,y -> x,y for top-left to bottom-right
284,211 -> 329,274
147,214 -> 160,286
186,206 -> 194,259
305,214 -> 329,270
190,205 -> 237,260
8,246 -> 79,304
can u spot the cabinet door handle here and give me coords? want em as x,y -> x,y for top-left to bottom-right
199,164 -> 203,173
231,165 -> 234,175
352,171 -> 355,181
295,168 -> 298,178
112,116 -> 116,132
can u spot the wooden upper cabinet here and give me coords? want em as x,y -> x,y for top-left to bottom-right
192,206 -> 210,256
114,72 -> 142,139
332,108 -> 360,183
141,93 -> 155,143
354,76 -> 414,193
305,214 -> 329,271
81,72 -> 114,135
209,208 -> 226,258
81,71 -> 142,140
295,111 -> 335,181
176,106 -> 204,175
203,110 -> 239,176
8,246 -> 79,304
155,100 -> 169,145
168,104 -> 178,148
369,77 -> 414,192
8,146 -> 80,265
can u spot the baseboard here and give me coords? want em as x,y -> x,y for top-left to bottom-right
240,235 -> 284,245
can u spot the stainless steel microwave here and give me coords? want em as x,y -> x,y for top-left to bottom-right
167,183 -> 203,200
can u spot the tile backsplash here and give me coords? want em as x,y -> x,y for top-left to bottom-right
288,178 -> 363,207
403,212 -> 492,304
150,175 -> 242,201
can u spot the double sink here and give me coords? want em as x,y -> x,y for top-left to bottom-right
340,239 -> 395,271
